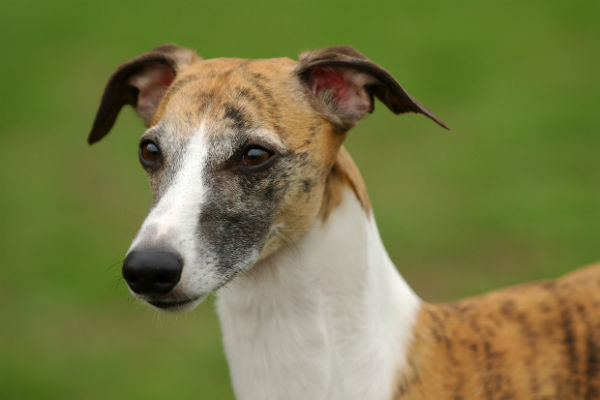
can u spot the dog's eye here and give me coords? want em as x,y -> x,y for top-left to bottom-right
139,140 -> 162,168
242,147 -> 272,168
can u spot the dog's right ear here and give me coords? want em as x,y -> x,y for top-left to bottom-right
88,44 -> 200,144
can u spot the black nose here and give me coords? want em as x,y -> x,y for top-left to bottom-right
122,250 -> 183,295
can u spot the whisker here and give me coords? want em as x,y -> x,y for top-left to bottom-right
103,258 -> 124,273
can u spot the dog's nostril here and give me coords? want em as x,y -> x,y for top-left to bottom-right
122,250 -> 183,295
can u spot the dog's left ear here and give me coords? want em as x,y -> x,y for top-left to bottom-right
88,43 -> 200,144
296,46 -> 449,131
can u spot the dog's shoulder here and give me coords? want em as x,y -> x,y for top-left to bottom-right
399,262 -> 600,399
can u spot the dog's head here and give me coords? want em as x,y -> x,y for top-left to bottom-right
89,44 -> 447,311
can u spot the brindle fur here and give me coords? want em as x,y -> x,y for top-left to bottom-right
395,264 -> 600,400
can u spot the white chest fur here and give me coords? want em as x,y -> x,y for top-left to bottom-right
216,189 -> 421,400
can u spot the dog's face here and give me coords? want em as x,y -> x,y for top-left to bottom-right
127,57 -> 346,309
89,44 -> 446,311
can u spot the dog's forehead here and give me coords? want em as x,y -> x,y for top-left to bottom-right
151,57 -> 304,139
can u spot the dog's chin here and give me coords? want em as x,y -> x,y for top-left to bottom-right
144,295 -> 205,313
132,264 -> 251,313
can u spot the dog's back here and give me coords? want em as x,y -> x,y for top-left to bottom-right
397,262 -> 600,399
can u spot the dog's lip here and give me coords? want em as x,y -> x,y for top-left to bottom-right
148,297 -> 199,310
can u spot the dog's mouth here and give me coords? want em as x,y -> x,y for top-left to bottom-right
147,296 -> 201,311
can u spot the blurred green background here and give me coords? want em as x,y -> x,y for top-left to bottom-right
1,0 -> 598,398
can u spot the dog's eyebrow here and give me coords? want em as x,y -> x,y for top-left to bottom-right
246,128 -> 285,151
144,124 -> 164,137
223,102 -> 252,131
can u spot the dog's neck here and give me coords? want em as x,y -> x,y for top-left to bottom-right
217,183 -> 421,400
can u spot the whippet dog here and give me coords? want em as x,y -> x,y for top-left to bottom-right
89,44 -> 600,400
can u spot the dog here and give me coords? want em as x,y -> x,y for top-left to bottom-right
89,44 -> 600,400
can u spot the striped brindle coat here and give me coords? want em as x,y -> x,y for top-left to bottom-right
89,44 -> 600,400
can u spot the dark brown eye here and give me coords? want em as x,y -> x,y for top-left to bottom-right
139,140 -> 162,168
242,147 -> 272,168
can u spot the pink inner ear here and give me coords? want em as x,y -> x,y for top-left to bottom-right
133,64 -> 175,96
309,66 -> 374,118
128,64 -> 175,124
311,67 -> 349,102
157,66 -> 175,87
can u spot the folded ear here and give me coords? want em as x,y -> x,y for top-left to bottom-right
88,43 -> 200,144
296,46 -> 448,131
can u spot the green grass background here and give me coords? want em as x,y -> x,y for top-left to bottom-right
1,0 -> 598,398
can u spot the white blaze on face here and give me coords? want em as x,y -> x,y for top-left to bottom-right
128,122 -> 218,297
